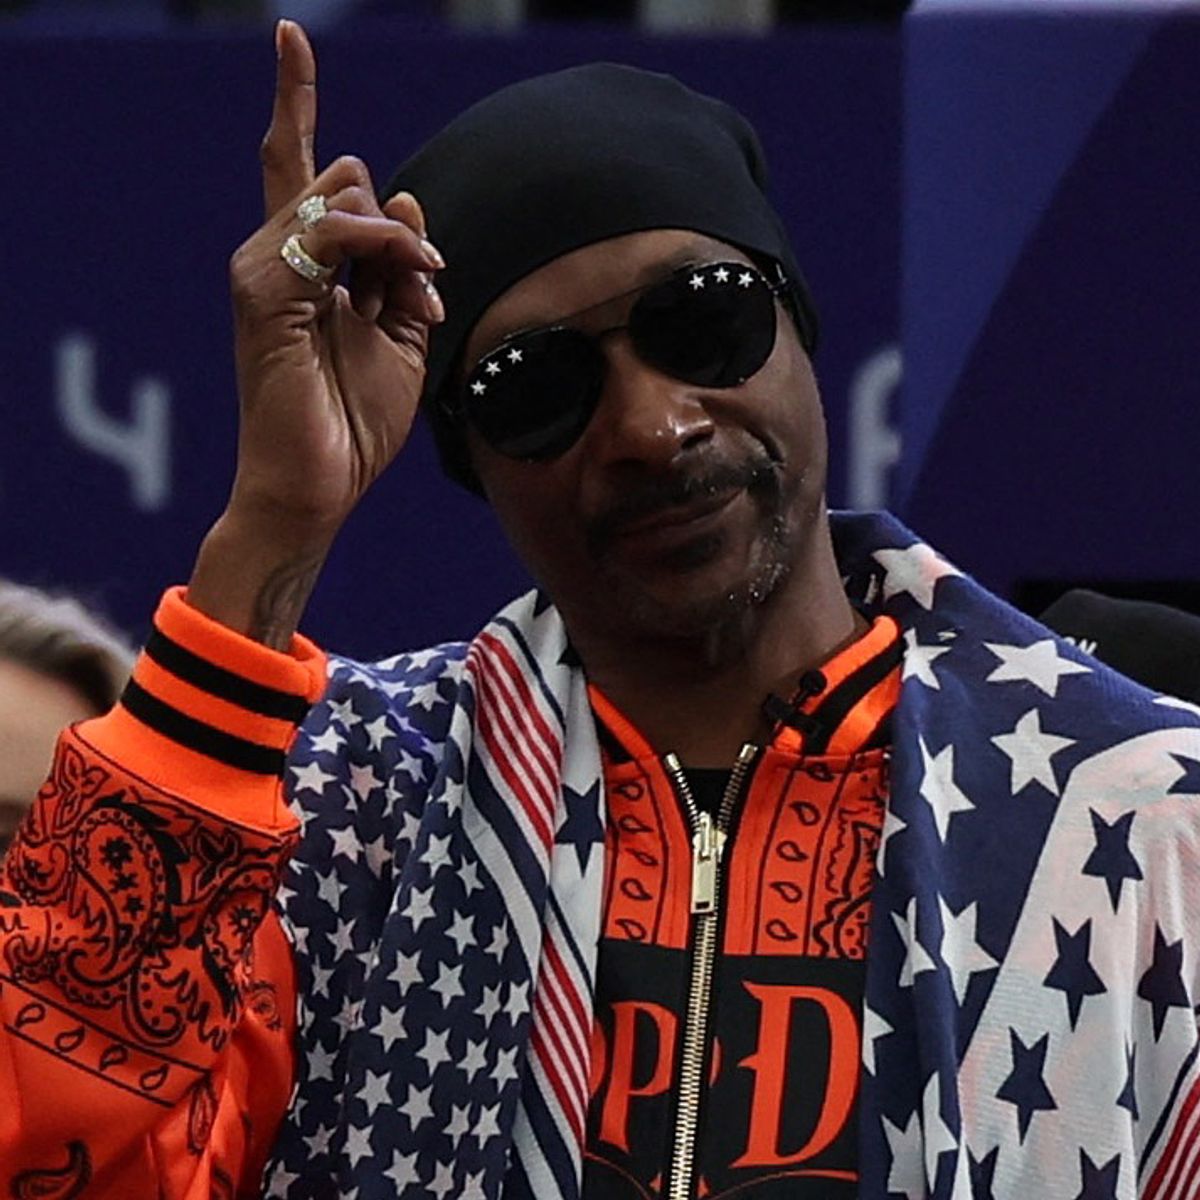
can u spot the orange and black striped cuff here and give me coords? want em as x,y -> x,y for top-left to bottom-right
82,587 -> 327,828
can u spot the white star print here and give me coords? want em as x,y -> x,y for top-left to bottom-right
508,348 -> 523,363
327,825 -> 362,862
363,714 -> 391,752
405,885 -> 436,933
863,1004 -> 893,1075
384,1149 -> 421,1188
461,860 -> 484,897
330,916 -> 358,957
737,271 -> 753,287
447,1103 -> 471,1139
432,961 -> 465,1007
476,983 -> 502,1023
315,868 -> 342,911
877,806 -> 907,873
398,748 -> 426,782
388,948 -> 423,993
429,1162 -> 456,1199
410,680 -> 444,711
486,920 -> 509,959
397,804 -> 423,849
504,980 -> 529,1020
714,266 -> 730,282
984,639 -> 1090,698
446,911 -> 476,956
991,707 -> 1075,795
362,833 -> 390,879
477,1102 -> 502,1141
426,831 -> 454,870
470,381 -> 486,395
266,1164 -> 300,1193
311,961 -> 335,997
303,1123 -> 334,1155
348,762 -> 380,802
918,737 -> 975,842
689,273 -> 705,289
493,1045 -> 520,1087
461,1169 -> 487,1200
418,1027 -> 453,1074
461,1038 -> 488,1083
399,1083 -> 434,1129
882,1108 -> 925,1200
345,1124 -> 374,1168
327,697 -> 362,729
308,726 -> 342,756
903,627 -> 951,690
922,1071 -> 958,1189
372,1005 -> 406,1053
291,761 -> 335,795
873,543 -> 962,611
893,896 -> 939,987
485,361 -> 501,375
937,895 -> 998,1004
1156,694 -> 1200,719
308,1041 -> 336,1081
358,1068 -> 391,1116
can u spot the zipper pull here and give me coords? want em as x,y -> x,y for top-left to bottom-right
691,811 -> 724,914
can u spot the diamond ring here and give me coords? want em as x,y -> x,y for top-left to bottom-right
296,194 -> 329,230
280,233 -> 334,284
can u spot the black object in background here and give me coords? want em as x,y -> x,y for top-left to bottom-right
777,0 -> 910,18
529,0 -> 635,17
1039,589 -> 1200,705
529,0 -> 909,19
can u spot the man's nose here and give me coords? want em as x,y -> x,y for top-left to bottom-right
586,338 -> 715,469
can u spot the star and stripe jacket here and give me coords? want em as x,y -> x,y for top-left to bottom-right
4,511 -> 1200,1200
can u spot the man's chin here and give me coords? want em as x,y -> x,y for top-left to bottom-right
599,553 -> 791,643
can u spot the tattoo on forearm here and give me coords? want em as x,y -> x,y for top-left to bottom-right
250,555 -> 324,649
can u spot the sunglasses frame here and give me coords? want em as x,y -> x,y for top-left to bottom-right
448,258 -> 790,462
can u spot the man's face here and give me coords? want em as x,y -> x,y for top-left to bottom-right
461,229 -> 829,646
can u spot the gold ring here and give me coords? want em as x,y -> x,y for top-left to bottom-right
280,233 -> 334,284
296,194 -> 329,230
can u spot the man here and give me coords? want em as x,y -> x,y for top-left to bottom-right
3,20 -> 1200,1200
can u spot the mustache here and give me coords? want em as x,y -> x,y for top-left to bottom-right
585,453 -> 780,554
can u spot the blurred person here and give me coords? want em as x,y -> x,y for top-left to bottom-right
0,580 -> 133,859
3,21 -> 1200,1200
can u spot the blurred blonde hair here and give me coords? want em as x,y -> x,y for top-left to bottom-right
0,579 -> 135,714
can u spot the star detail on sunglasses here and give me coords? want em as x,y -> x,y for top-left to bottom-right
713,267 -> 730,283
508,348 -> 524,364
738,271 -> 754,287
485,362 -> 501,375
471,381 -> 487,395
689,273 -> 706,290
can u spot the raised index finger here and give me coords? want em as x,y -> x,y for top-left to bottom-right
260,20 -> 317,219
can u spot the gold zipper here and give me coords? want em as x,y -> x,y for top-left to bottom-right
662,742 -> 758,1200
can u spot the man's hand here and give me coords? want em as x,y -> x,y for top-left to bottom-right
188,20 -> 444,648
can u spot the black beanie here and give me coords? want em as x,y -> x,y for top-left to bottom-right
383,62 -> 819,493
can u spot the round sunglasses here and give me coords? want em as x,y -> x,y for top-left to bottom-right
451,260 -> 787,462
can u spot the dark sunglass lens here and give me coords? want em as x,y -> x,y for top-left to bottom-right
464,329 -> 604,460
631,264 -> 777,388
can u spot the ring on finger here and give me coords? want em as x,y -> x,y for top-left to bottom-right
296,193 -> 329,230
280,233 -> 335,284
